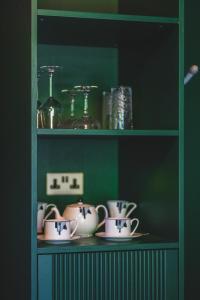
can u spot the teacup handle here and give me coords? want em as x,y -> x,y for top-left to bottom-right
46,203 -> 56,210
70,219 -> 78,237
42,204 -> 56,226
130,218 -> 139,235
125,202 -> 137,218
96,205 -> 108,230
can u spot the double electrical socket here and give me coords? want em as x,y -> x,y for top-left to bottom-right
46,172 -> 83,195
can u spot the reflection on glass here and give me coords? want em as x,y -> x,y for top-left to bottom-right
36,73 -> 46,129
102,91 -> 112,129
111,86 -> 133,129
60,88 -> 81,129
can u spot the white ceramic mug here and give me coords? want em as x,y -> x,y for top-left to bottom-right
107,200 -> 137,218
44,219 -> 78,240
37,202 -> 56,233
105,217 -> 139,236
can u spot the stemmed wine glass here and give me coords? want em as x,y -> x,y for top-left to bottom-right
60,88 -> 81,129
72,85 -> 101,129
39,65 -> 62,129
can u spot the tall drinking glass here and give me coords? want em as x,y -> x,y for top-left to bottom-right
111,86 -> 133,129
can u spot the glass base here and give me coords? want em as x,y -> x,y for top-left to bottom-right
58,118 -> 77,129
72,115 -> 101,129
39,97 -> 62,129
78,233 -> 93,238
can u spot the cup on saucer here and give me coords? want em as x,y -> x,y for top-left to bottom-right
104,217 -> 139,237
44,219 -> 78,240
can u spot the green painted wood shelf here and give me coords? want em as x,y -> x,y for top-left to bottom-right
37,235 -> 178,254
37,129 -> 179,137
38,9 -> 178,47
38,9 -> 179,24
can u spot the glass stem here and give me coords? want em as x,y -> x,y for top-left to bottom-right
70,97 -> 75,117
49,72 -> 53,97
36,77 -> 39,102
83,92 -> 89,115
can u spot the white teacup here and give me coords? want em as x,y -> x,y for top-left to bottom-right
44,219 -> 78,240
105,217 -> 139,237
37,202 -> 56,234
107,200 -> 137,218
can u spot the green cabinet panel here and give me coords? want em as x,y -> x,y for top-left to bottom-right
38,249 -> 178,300
184,0 -> 200,298
38,255 -> 53,300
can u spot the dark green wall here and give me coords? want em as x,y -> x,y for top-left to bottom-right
3,1 -> 33,300
185,0 -> 200,298
38,0 -> 118,13
119,137 -> 179,238
38,0 -> 178,17
118,23 -> 178,130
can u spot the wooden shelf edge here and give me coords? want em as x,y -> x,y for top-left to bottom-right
38,9 -> 179,24
37,129 -> 179,137
37,236 -> 179,255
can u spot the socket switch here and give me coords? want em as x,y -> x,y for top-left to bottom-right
46,172 -> 83,195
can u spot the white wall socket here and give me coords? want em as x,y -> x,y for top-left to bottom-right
46,173 -> 84,195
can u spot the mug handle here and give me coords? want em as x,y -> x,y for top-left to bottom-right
125,202 -> 137,218
42,204 -> 56,226
130,218 -> 139,236
96,205 -> 108,230
45,203 -> 57,213
70,219 -> 78,237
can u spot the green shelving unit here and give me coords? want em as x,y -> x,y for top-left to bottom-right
36,1 -> 180,299
4,0 -> 200,299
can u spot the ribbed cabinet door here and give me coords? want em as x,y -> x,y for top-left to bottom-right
38,249 -> 178,300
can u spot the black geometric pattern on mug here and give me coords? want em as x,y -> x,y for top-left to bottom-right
79,207 -> 92,219
116,201 -> 127,213
55,222 -> 67,235
115,220 -> 127,233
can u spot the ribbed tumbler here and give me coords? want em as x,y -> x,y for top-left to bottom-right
111,86 -> 133,129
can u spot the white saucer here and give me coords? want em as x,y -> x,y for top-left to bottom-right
95,232 -> 149,242
37,234 -> 80,245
